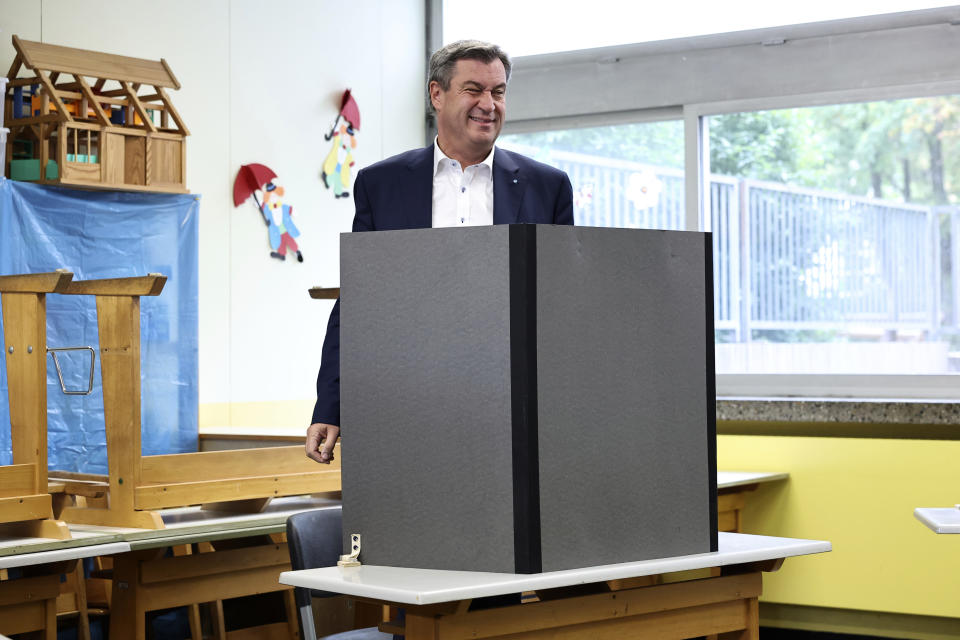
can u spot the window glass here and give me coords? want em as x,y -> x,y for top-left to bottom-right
708,96 -> 960,374
499,121 -> 685,229
443,0 -> 956,57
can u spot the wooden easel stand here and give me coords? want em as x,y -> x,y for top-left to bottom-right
0,271 -> 74,540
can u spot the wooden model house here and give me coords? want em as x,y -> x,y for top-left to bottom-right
3,36 -> 188,193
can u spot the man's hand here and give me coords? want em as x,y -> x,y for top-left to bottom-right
306,422 -> 340,464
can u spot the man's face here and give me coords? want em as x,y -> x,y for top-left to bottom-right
430,58 -> 507,162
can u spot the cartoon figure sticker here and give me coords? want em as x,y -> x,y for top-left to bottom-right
322,123 -> 356,198
322,89 -> 360,199
261,181 -> 303,262
233,163 -> 304,264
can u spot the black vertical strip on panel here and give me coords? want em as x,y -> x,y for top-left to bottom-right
704,232 -> 719,552
509,224 -> 542,574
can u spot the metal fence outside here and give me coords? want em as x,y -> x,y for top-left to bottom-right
504,144 -> 959,342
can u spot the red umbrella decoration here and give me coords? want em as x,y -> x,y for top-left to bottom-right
325,89 -> 361,140
233,163 -> 277,225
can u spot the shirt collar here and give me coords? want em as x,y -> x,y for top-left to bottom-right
433,137 -> 495,175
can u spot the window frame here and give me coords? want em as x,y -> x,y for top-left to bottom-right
434,5 -> 960,399
689,93 -> 960,399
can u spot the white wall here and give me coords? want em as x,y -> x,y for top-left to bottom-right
0,0 -> 426,425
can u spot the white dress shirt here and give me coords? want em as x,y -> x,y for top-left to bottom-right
432,139 -> 495,228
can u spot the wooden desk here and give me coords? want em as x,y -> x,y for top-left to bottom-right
914,507 -> 960,533
0,469 -> 783,637
82,494 -> 341,640
0,533 -> 128,639
280,532 -> 829,639
717,471 -> 788,533
1,494 -> 340,639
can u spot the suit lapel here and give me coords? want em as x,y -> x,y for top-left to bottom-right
493,148 -> 524,224
406,146 -> 434,229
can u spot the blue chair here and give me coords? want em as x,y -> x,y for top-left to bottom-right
286,508 -> 393,640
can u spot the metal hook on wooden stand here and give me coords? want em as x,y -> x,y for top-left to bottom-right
47,346 -> 96,395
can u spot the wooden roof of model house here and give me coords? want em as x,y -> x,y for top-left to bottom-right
6,35 -> 189,136
4,36 -> 189,193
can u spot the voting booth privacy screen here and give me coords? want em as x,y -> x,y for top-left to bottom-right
340,224 -> 717,573
0,178 -> 200,473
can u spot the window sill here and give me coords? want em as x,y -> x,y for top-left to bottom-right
717,397 -> 960,438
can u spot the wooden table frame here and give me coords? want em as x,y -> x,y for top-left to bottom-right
110,536 -> 299,640
97,495 -> 341,639
717,472 -> 788,533
387,567 -> 770,640
718,490 -> 748,533
1,562 -> 73,639
0,540 -> 129,639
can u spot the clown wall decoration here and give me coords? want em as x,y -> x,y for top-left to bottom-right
261,181 -> 303,262
233,163 -> 304,263
322,89 -> 360,198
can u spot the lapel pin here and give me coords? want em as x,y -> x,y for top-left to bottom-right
513,178 -> 518,184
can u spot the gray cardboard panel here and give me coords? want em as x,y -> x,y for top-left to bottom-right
340,225 -> 714,573
535,226 -> 712,570
340,226 -> 518,571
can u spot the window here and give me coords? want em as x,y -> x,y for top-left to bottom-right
499,121 -> 685,229
444,5 -> 960,397
65,128 -> 100,164
707,97 -> 960,376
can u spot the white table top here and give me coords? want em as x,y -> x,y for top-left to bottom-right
914,507 -> 960,533
0,494 -> 340,563
717,471 -> 788,489
279,532 -> 830,605
0,541 -> 130,570
71,494 -> 342,549
0,526 -> 127,559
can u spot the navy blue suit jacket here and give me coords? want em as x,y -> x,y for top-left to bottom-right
311,145 -> 574,426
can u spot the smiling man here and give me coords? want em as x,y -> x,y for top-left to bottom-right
307,40 -> 574,464
432,56 -> 505,168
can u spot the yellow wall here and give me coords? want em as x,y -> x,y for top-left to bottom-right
719,433 -> 960,617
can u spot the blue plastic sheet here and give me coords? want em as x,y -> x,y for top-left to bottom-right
0,178 -> 199,472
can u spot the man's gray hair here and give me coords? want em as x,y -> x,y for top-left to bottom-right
427,40 -> 512,96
